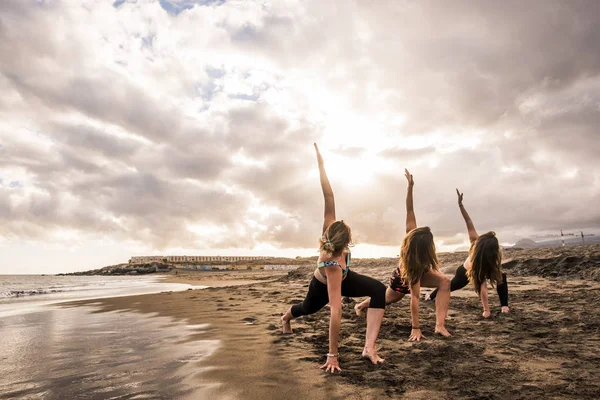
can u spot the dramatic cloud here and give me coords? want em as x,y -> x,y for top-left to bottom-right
1,0 -> 599,272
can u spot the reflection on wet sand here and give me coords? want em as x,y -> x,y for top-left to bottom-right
0,306 -> 218,400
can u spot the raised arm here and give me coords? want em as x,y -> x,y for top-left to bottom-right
315,143 -> 336,234
405,169 -> 417,233
456,189 -> 478,243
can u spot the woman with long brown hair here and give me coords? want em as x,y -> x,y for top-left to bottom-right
426,189 -> 509,317
355,169 -> 452,341
281,144 -> 387,373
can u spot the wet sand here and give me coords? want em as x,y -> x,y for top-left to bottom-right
71,270 -> 374,400
73,245 -> 600,399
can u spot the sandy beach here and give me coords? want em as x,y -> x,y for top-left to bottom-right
5,1 -> 600,398
61,245 -> 600,399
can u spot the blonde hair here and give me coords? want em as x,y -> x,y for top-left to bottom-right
319,220 -> 352,256
400,227 -> 439,284
467,231 -> 503,294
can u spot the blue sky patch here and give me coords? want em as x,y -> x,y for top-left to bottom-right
113,0 -> 225,12
159,0 -> 225,16
206,66 -> 225,79
141,34 -> 155,50
228,92 -> 260,101
196,80 -> 218,102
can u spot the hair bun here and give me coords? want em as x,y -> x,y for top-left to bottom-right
323,242 -> 336,253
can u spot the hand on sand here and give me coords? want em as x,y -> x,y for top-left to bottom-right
482,310 -> 491,318
362,348 -> 384,365
320,356 -> 341,374
434,326 -> 452,337
314,143 -> 324,166
354,304 -> 366,318
409,328 -> 425,342
405,168 -> 414,186
501,306 -> 510,313
281,316 -> 293,334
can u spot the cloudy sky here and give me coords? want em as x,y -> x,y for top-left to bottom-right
1,0 -> 599,273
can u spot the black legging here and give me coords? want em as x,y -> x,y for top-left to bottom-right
429,265 -> 509,307
291,269 -> 386,318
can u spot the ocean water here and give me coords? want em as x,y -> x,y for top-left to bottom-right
0,275 -> 205,318
0,275 -> 219,399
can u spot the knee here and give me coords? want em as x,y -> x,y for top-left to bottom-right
290,304 -> 302,318
291,303 -> 314,318
439,276 -> 451,291
370,281 -> 387,309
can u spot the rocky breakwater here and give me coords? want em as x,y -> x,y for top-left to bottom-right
59,262 -> 174,276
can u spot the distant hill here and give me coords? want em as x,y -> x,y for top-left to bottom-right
454,236 -> 600,251
511,236 -> 600,249
510,235 -> 600,249
513,238 -> 539,249
454,246 -> 470,252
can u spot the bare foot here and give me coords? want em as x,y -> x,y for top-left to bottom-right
362,348 -> 384,364
501,306 -> 510,313
434,326 -> 452,337
281,315 -> 293,334
354,304 -> 366,318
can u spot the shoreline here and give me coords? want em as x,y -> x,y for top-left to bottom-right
158,268 -> 288,288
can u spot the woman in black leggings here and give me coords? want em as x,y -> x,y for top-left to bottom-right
281,144 -> 386,373
427,189 -> 509,317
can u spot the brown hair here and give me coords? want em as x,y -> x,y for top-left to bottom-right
467,231 -> 503,294
400,226 -> 439,284
319,220 -> 352,256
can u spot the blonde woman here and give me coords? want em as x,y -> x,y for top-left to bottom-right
281,144 -> 387,373
426,190 -> 509,317
355,169 -> 452,341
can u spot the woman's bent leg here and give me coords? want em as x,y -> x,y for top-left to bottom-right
341,270 -> 386,364
282,277 -> 329,334
421,269 -> 451,337
363,308 -> 384,363
428,264 -> 469,301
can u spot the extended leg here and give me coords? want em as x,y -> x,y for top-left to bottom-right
282,277 -> 329,334
355,287 -> 404,316
497,273 -> 509,312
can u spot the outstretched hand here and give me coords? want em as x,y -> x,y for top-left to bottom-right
405,169 -> 414,186
314,143 -> 324,166
456,188 -> 464,206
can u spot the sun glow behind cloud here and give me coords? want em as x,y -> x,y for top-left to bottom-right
1,0 -> 600,274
